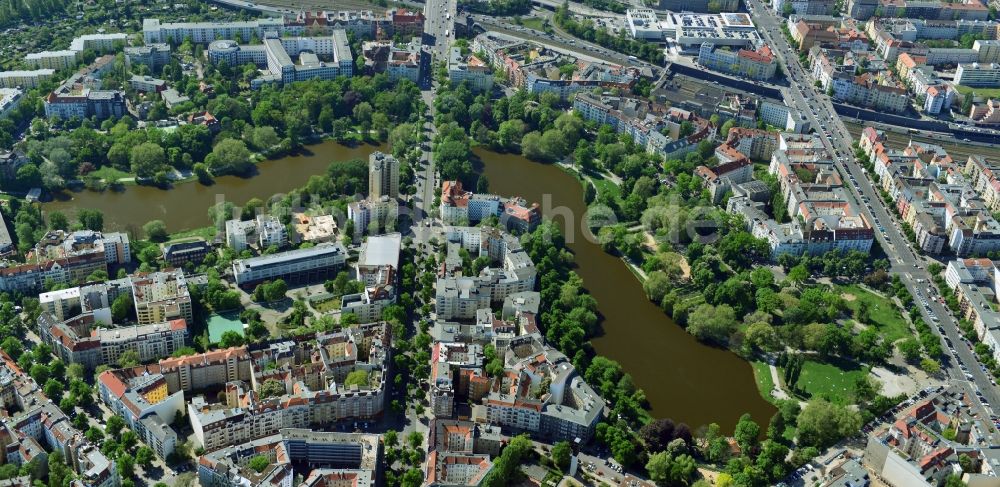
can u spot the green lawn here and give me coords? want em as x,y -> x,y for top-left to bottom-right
795,359 -> 865,405
167,226 -> 217,243
88,166 -> 132,182
312,297 -> 341,314
518,17 -> 546,31
836,284 -> 909,343
590,174 -> 622,202
751,360 -> 776,404
954,85 -> 1000,99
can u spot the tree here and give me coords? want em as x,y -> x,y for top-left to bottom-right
897,338 -> 922,362
720,119 -> 735,138
77,209 -> 104,231
48,211 -> 68,231
644,271 -> 672,303
646,451 -> 697,486
734,413 -> 760,454
118,349 -> 140,367
112,293 -> 133,322
797,399 -> 862,448
248,455 -> 270,473
127,143 -> 165,181
407,431 -> 423,450
259,379 -> 286,398
686,303 -> 738,344
206,138 -> 253,175
551,441 -> 572,471
787,263 -> 809,285
135,446 -> 154,468
143,220 -> 168,242
219,331 -> 245,348
640,418 -> 676,453
0,337 -> 22,360
117,453 -> 135,479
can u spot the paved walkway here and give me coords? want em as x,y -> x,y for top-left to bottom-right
769,364 -> 791,400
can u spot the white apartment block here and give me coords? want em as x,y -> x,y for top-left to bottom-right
143,18 -> 286,44
0,69 -> 55,89
956,62 -> 1000,88
348,196 -> 399,239
24,50 -> 78,70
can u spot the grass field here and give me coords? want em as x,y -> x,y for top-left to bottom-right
516,17 -> 547,31
954,85 -> 1000,99
167,226 -> 217,243
796,359 -> 865,405
311,297 -> 341,314
590,173 -> 622,202
89,166 -> 132,182
836,284 -> 909,343
752,360 -> 776,404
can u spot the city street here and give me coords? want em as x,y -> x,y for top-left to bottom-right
746,0 -> 1000,410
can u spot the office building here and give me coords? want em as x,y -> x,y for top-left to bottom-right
232,242 -> 348,286
955,62 -> 1000,88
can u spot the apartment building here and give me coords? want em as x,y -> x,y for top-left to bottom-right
129,75 -> 167,93
97,368 -> 182,458
0,69 -> 55,89
341,233 -> 401,324
573,93 -> 721,159
435,226 -> 537,320
157,346 -> 252,393
473,33 -> 640,99
696,146 -> 754,203
348,196 -> 399,240
0,351 -> 117,487
25,50 -> 77,70
131,269 -> 194,326
969,98 -> 1000,125
206,30 -> 353,89
944,259 -> 1000,354
482,338 -> 603,442
863,384 -> 1000,487
232,242 -> 348,286
124,43 -> 171,71
188,325 -> 390,451
198,429 -> 380,487
224,214 -> 288,252
440,180 -> 501,225
727,133 -> 874,259
44,71 -> 126,121
697,43 -> 777,80
368,151 -> 399,199
448,48 -> 494,93
39,312 -> 187,369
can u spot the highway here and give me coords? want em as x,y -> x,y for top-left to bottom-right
746,0 -> 1000,411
